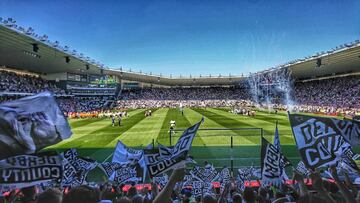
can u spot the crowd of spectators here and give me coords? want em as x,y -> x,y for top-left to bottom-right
57,97 -> 107,113
0,70 -> 65,95
116,75 -> 360,115
117,100 -> 252,109
0,69 -> 359,115
2,166 -> 360,203
117,87 -> 252,109
293,75 -> 360,115
121,87 -> 250,101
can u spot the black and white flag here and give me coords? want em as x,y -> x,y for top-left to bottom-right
182,174 -> 193,188
295,161 -> 311,177
144,148 -> 162,166
218,167 -> 231,193
273,122 -> 289,180
112,141 -> 147,181
273,121 -> 281,151
190,165 -> 219,183
153,173 -> 169,189
0,92 -> 72,159
158,143 -> 173,159
111,163 -> 143,184
191,180 -> 213,197
330,117 -> 360,146
147,118 -> 203,178
336,144 -> 360,174
112,141 -> 143,163
98,162 -> 124,178
289,114 -> 359,169
261,137 -> 290,186
238,167 -> 253,181
0,152 -> 62,192
61,149 -> 98,186
236,173 -> 245,191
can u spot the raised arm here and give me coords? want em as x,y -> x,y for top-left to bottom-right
310,170 -> 336,203
330,166 -> 356,203
292,170 -> 308,197
153,167 -> 186,203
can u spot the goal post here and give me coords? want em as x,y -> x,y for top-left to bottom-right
162,127 -> 264,173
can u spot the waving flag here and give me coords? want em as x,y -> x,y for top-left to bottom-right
273,122 -> 288,180
61,149 -> 98,186
111,163 -> 143,184
273,121 -> 281,151
0,152 -> 62,192
288,114 -> 359,169
0,91 -> 72,159
112,141 -> 143,163
295,161 -> 310,177
261,137 -> 290,186
98,162 -> 124,178
236,173 -> 245,191
147,118 -> 203,178
190,165 -> 219,183
153,173 -> 169,189
218,167 -> 231,193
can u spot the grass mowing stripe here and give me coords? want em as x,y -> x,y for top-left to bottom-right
51,109 -> 144,148
180,108 -> 207,146
208,108 -> 295,145
55,109 -> 147,149
186,108 -> 254,145
50,118 -> 109,148
156,108 -> 193,145
79,109 -> 151,148
69,118 -> 104,128
108,108 -> 168,147
89,109 -> 160,161
216,108 -> 290,127
193,108 -> 259,144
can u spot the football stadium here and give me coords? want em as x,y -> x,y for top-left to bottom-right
0,1 -> 360,202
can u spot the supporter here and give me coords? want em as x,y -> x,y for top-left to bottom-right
1,69 -> 359,116
62,185 -> 100,203
36,188 -> 62,203
0,70 -> 64,94
243,187 -> 256,203
16,186 -> 37,203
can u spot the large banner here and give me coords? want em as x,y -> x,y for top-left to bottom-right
289,114 -> 359,169
261,137 -> 290,186
147,119 -> 203,178
0,152 -> 62,192
0,91 -> 72,159
61,149 -> 98,186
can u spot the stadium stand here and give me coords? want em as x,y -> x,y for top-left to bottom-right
0,69 -> 359,117
0,69 -> 65,95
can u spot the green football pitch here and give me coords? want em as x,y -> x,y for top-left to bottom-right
46,107 -> 360,182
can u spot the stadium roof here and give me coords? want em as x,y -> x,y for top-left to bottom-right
0,22 -> 359,86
